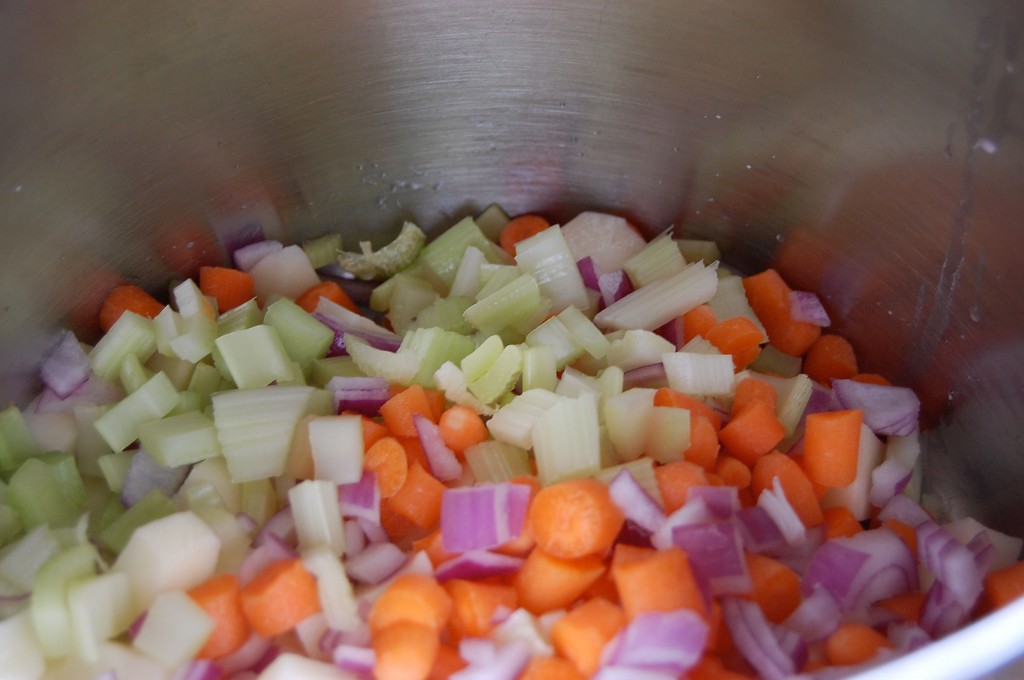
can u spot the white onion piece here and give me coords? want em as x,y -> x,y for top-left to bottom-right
651,498 -> 714,550
869,457 -> 915,509
877,493 -> 931,528
342,519 -> 366,558
888,621 -> 932,652
452,638 -> 531,680
332,644 -> 375,675
176,659 -> 223,680
598,269 -> 633,307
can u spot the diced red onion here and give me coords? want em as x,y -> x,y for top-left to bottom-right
577,256 -> 602,291
736,506 -> 788,555
877,493 -> 931,528
453,638 -> 531,680
888,621 -> 932,652
328,376 -> 391,416
919,580 -> 968,638
968,529 -> 997,575
35,374 -> 125,413
413,414 -> 463,482
357,517 -> 389,545
831,379 -> 920,436
608,469 -> 665,535
332,644 -> 376,675
119,450 -> 190,508
320,626 -> 371,655
40,330 -> 92,399
869,458 -> 915,509
338,470 -> 381,525
601,610 -> 708,675
788,290 -> 831,327
217,634 -> 273,676
783,584 -> 841,643
344,542 -> 407,585
687,485 -> 739,520
220,222 -> 266,258
651,497 -> 714,550
757,478 -> 806,546
671,521 -> 752,597
771,524 -> 826,575
343,519 -> 367,558
314,298 -> 402,352
440,483 -> 531,553
598,269 -> 633,307
236,512 -> 258,535
722,597 -> 796,680
435,550 -> 525,582
257,506 -> 297,546
175,659 -> 224,680
622,363 -> 669,390
239,534 -> 297,585
916,520 -> 983,608
233,239 -> 283,272
772,624 -> 809,672
592,668 -> 678,680
793,381 -> 834,434
801,540 -> 871,604
128,611 -> 147,640
656,316 -> 687,350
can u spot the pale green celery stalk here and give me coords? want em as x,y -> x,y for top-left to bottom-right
0,525 -> 59,592
604,388 -> 656,462
681,336 -> 721,355
448,246 -> 486,299
557,306 -> 611,360
179,458 -> 241,515
8,454 -> 86,529
264,298 -> 334,373
509,296 -> 553,338
751,372 -> 813,435
311,356 -> 365,387
213,385 -> 330,483
30,543 -> 100,658
216,297 -> 264,336
240,478 -> 277,527
624,231 -> 686,287
194,505 -> 250,574
289,480 -> 345,556
663,351 -> 735,397
525,316 -> 583,370
145,353 -> 196,391
419,216 -> 507,289
464,440 -> 532,483
606,329 -> 676,371
132,589 -> 212,668
71,405 -> 112,479
594,261 -> 719,331
513,225 -> 589,313
410,296 -> 474,335
210,345 -> 235,383
137,411 -> 220,467
171,390 -> 202,415
401,327 -> 476,388
433,362 -> 493,416
93,371 -> 179,452
647,406 -> 691,464
749,344 -> 802,378
386,274 -> 439,336
461,335 -> 504,383
0,505 -> 21,547
97,451 -> 132,494
0,405 -> 41,473
89,311 -> 158,381
463,274 -> 545,336
67,571 -> 133,662
708,274 -> 767,336
555,367 -> 600,399
474,203 -> 511,242
173,278 -> 216,320
97,489 -> 177,554
468,344 -> 522,404
215,324 -> 302,389
597,365 -> 625,403
92,496 -> 126,539
302,232 -> 343,269
474,265 -> 522,301
169,315 -> 217,363
345,335 -> 419,385
152,306 -> 181,357
532,393 -> 602,486
369,271 -> 400,313
592,458 -> 665,507
302,545 -> 359,632
186,362 -> 222,409
676,238 -> 722,266
486,388 -> 562,450
117,353 -> 152,394
521,345 -> 557,392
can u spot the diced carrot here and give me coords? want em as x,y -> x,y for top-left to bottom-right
444,579 -> 518,639
683,304 -> 718,343
424,388 -> 446,422
398,435 -> 430,471
513,549 -> 606,614
369,573 -> 453,634
295,280 -> 359,314
689,655 -> 756,680
823,506 -> 864,540
611,544 -> 707,619
428,643 -> 467,680
381,384 -> 438,438
385,461 -> 446,530
188,573 -> 250,659
199,266 -> 255,312
802,409 -> 863,487
685,415 -> 721,471
499,215 -> 551,256
654,388 -> 722,431
581,568 -> 621,604
705,317 -> 767,370
714,455 -> 752,490
380,499 -> 418,542
882,519 -> 917,558
876,592 -> 926,623
492,475 -> 541,556
850,373 -> 892,386
751,451 -> 824,527
412,529 -> 457,568
706,601 -> 734,656
744,553 -> 802,623
825,622 -> 894,666
373,621 -> 440,680
239,558 -> 321,638
364,436 -> 409,498
742,269 -> 821,357
99,284 -> 165,332
731,377 -> 778,418
437,405 -> 489,457
520,656 -> 587,680
983,561 -> 1024,611
550,597 -> 626,677
737,486 -> 755,508
528,478 -> 624,560
718,401 -> 787,467
656,461 -> 710,513
803,334 -> 859,385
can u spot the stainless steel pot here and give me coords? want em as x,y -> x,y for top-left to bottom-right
1,1 -> 1022,677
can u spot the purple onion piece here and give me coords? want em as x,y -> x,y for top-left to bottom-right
119,450 -> 190,508
686,485 -> 739,520
671,520 -> 752,597
413,414 -> 463,482
577,256 -> 602,291
736,506 -> 788,554
599,269 -> 633,307
608,468 -> 665,535
434,550 -> 525,582
338,470 -> 381,524
344,542 -> 408,584
40,330 -> 91,399
601,610 -> 708,675
783,584 -> 841,643
440,483 -> 531,553
622,363 -> 669,390
722,597 -> 796,680
788,290 -> 832,327
869,458 -> 915,509
832,379 -> 921,436
233,240 -> 283,272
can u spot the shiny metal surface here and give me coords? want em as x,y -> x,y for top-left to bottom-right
1,1 -> 1022,676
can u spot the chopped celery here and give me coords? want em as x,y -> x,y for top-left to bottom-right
418,216 -> 505,289
22,411 -> 76,456
171,390 -> 202,415
289,480 -> 345,556
753,372 -> 813,435
597,365 -> 625,402
117,353 -> 152,394
708,275 -> 767,336
172,277 -> 216,320
145,353 -> 196,391
215,324 -> 303,389
557,306 -> 611,360
400,326 -> 476,388
93,371 -> 179,452
169,315 -> 217,363
663,351 -> 735,396
251,245 -> 322,305
0,525 -> 60,592
0,505 -> 21,547
67,571 -> 133,661
593,458 -> 665,507
307,415 -> 364,484
186,362 -> 222,408
532,393 -> 602,486
302,232 -> 343,269
345,335 -> 419,386
368,269 -> 400,312
468,343 -> 522,404
264,298 -> 334,372
623,231 -> 686,287
409,296 -> 474,335
676,238 -> 722,265
97,489 -> 177,554
449,246 -> 487,299
337,221 -> 426,281
464,274 -> 545,336
461,335 -> 504,383
216,297 -> 264,336
311,356 -> 365,387
240,478 -> 277,527
474,203 -> 511,242
132,590 -> 213,667
594,260 -> 719,331
433,362 -> 494,415
137,411 -> 220,467
302,546 -> 359,632
91,495 -> 125,541
606,329 -> 675,371
7,454 -> 86,529
604,388 -> 656,462
464,440 -> 532,483
0,611 -> 45,678
682,335 -> 722,355
30,543 -> 100,658
475,265 -> 523,301
179,458 -> 241,514
193,504 -> 251,573
513,225 -> 590,313
521,345 -> 557,392
749,344 -> 802,378
555,366 -> 600,398
525,316 -> 583,370
0,405 -> 40,473
97,451 -> 132,494
89,312 -> 158,381
647,406 -> 692,463
486,389 -> 562,450
152,306 -> 181,357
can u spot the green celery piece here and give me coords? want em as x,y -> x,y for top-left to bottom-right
344,335 -> 419,385
118,353 -> 152,394
410,296 -> 474,335
186,362 -> 223,407
464,440 -> 531,483
386,274 -> 439,336
0,505 -> 22,547
337,221 -> 426,281
153,306 -> 182,357
463,274 -> 544,336
138,411 -> 221,467
7,454 -> 86,529
215,324 -> 301,389
368,271 -> 399,313
532,393 -> 602,486
0,405 -> 41,473
400,327 -> 476,388
240,478 -> 277,528
96,489 -> 177,554
708,275 -> 766,336
145,353 -> 196,391
513,225 -> 590,313
592,458 -> 665,506
97,450 -> 133,494
93,371 -> 179,452
310,356 -> 365,388
30,543 -> 100,659
302,232 -> 343,269
90,495 -> 126,539
460,335 -> 504,383
216,298 -> 264,336
474,265 -> 522,301
264,298 -> 334,372
474,203 -> 510,242
525,316 -> 583,370
89,311 -> 158,381
521,345 -> 557,392
468,344 -> 522,404
171,390 -> 203,415
418,216 -> 506,289
558,306 -> 611,360
624,231 -> 686,288
169,315 -> 217,363
749,344 -> 802,378
676,238 -> 722,266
